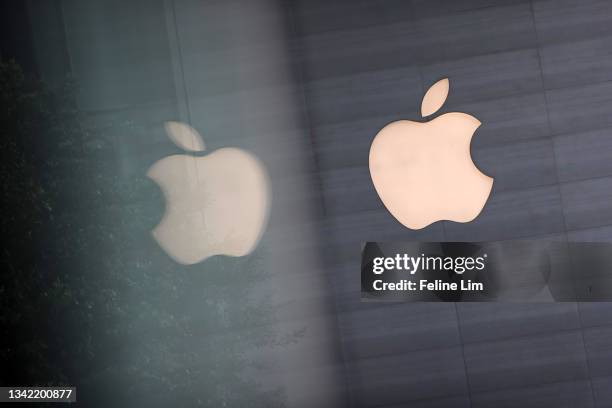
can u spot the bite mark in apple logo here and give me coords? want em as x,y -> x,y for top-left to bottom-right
148,121 -> 270,265
369,78 -> 494,230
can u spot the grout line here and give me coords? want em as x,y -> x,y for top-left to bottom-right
284,3 -> 353,407
528,1 -> 598,407
286,4 -> 328,218
454,304 -> 474,407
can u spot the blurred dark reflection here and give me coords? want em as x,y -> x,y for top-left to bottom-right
1,1 -> 344,407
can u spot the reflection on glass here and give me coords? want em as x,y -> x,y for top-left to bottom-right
148,121 -> 270,264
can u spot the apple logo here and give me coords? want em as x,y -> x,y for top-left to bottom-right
147,121 -> 270,264
369,78 -> 493,230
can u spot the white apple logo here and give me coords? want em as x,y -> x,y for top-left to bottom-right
369,78 -> 493,230
148,121 -> 270,264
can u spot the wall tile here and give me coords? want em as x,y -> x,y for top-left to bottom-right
553,127 -> 612,183
347,347 -> 469,407
533,0 -> 612,45
413,4 -> 536,64
457,303 -> 580,343
561,176 -> 612,231
338,303 -> 460,360
546,81 -> 612,135
540,35 -> 612,89
463,331 -> 590,393
584,325 -> 612,378
593,376 -> 612,408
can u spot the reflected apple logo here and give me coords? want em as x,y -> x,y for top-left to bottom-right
369,78 -> 493,230
148,121 -> 270,264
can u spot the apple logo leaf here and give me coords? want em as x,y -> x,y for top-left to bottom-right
421,78 -> 449,118
165,121 -> 206,152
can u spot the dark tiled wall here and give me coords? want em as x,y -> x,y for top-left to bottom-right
288,0 -> 612,406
